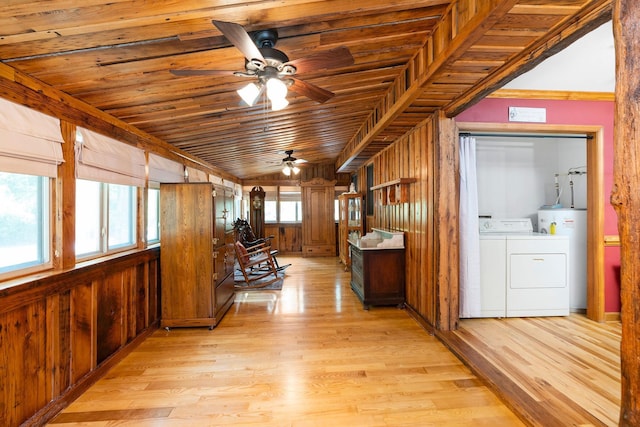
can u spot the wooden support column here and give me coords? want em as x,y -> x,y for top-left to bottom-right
610,1 -> 640,424
434,111 -> 459,331
57,120 -> 76,269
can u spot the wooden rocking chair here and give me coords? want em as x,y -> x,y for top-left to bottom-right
232,218 -> 290,272
234,241 -> 280,289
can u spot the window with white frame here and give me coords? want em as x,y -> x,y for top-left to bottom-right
0,172 -> 51,274
0,98 -> 63,277
75,180 -> 137,258
146,187 -> 160,244
263,186 -> 277,223
74,128 -> 143,259
279,186 -> 302,222
250,185 -> 302,223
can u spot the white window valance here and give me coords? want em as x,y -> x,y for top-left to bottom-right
148,153 -> 184,184
0,97 -> 64,177
75,127 -> 146,187
186,166 -> 207,183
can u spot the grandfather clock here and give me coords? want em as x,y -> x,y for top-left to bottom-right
249,186 -> 266,238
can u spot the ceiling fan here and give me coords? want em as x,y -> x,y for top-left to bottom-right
271,150 -> 307,175
170,20 -> 354,109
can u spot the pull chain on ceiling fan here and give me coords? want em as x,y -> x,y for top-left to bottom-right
170,20 -> 354,110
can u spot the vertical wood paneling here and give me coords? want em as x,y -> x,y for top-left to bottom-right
360,113 -> 458,331
46,291 -> 72,399
71,281 -> 95,383
0,250 -> 160,426
0,301 -> 47,426
97,273 -> 124,364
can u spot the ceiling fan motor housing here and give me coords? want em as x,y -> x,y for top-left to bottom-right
252,29 -> 278,48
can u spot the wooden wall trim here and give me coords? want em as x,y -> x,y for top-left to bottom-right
489,88 -> 615,101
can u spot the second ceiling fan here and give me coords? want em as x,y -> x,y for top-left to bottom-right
171,20 -> 354,109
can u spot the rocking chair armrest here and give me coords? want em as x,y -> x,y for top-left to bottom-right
245,242 -> 269,254
245,245 -> 272,257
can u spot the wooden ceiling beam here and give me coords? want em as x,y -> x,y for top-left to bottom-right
444,0 -> 613,117
335,0 -> 519,172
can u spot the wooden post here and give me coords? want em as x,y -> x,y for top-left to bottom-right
435,112 -> 459,331
58,120 -> 76,269
611,1 -> 640,425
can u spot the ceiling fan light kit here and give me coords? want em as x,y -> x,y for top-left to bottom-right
281,150 -> 303,175
170,20 -> 354,112
237,82 -> 263,106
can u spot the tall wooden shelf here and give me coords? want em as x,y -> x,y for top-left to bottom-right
160,182 -> 236,329
370,178 -> 416,205
338,192 -> 365,270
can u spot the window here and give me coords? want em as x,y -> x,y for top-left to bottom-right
0,172 -> 51,275
279,186 -> 302,222
146,188 -> 160,244
76,179 -> 137,259
263,186 -> 277,223
251,185 -> 301,223
366,164 -> 374,215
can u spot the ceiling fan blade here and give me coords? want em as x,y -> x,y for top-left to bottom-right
289,77 -> 335,103
170,69 -> 235,76
212,20 -> 265,63
284,46 -> 354,74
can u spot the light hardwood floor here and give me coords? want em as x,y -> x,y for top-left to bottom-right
48,256 -> 523,426
439,315 -> 622,427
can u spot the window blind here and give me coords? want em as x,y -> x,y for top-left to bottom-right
75,127 -> 146,187
0,98 -> 64,177
148,153 -> 184,184
186,166 -> 207,182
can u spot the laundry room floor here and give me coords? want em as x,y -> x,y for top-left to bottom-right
439,314 -> 621,427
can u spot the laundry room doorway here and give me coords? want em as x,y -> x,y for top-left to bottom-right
456,121 -> 605,322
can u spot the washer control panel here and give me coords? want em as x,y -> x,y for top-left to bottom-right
479,218 -> 533,233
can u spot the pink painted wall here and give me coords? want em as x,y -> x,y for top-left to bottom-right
456,97 -> 620,312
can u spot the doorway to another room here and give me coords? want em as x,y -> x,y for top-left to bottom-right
457,122 -> 605,322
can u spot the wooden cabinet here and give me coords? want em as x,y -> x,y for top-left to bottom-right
349,229 -> 406,309
301,178 -> 336,256
160,182 -> 235,329
338,192 -> 364,270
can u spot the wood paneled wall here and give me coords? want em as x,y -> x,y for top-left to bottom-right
264,224 -> 303,254
0,249 -> 160,427
357,113 -> 459,332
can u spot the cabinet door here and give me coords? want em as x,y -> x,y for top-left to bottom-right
214,186 -> 226,243
160,183 -> 214,321
302,181 -> 336,256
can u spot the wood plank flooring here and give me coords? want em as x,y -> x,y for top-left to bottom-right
48,256 -> 523,426
438,315 -> 622,427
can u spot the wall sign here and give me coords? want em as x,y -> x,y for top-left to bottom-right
508,106 -> 547,123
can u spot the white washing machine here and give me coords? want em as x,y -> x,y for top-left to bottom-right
479,218 -> 570,318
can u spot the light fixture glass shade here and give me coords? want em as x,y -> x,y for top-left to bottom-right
282,164 -> 292,176
270,96 -> 289,111
266,78 -> 288,101
292,165 -> 300,175
237,82 -> 263,106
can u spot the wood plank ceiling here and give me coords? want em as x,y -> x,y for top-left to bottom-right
0,0 -> 611,179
